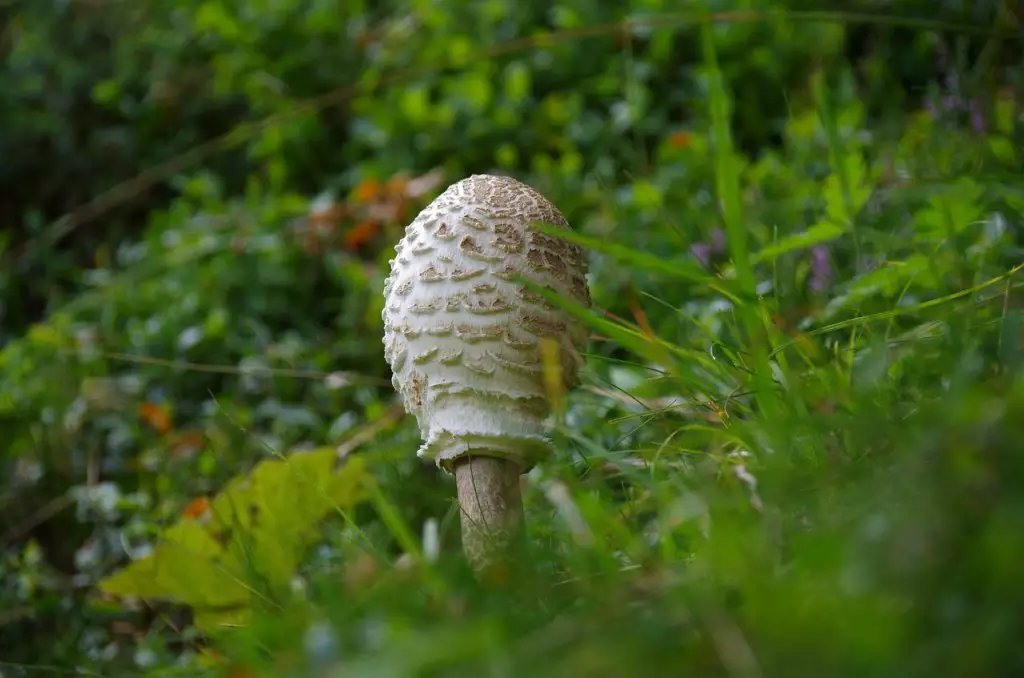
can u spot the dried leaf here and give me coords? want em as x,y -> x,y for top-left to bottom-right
384,174 -> 409,198
307,203 -> 347,229
668,131 -> 692,149
405,168 -> 445,198
365,201 -> 403,223
181,496 -> 211,519
352,178 -> 383,203
343,551 -> 379,593
170,430 -> 205,457
226,665 -> 257,678
139,402 -> 172,435
344,220 -> 380,249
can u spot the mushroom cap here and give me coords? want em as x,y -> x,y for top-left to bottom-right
382,174 -> 591,473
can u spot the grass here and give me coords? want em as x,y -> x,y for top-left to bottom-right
170,29 -> 1022,678
4,9 -> 1023,678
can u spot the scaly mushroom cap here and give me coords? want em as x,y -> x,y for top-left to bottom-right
382,174 -> 591,473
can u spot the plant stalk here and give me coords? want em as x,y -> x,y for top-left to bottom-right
454,455 -> 524,572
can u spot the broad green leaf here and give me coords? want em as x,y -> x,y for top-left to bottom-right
99,449 -> 370,633
99,518 -> 251,604
209,448 -> 369,590
913,177 -> 985,239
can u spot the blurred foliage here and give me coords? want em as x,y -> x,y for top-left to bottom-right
2,0 -> 1024,676
2,0 -> 1018,335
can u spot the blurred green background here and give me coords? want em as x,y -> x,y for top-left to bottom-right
2,1 -> 1023,676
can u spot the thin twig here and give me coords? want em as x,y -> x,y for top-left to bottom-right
1,494 -> 75,548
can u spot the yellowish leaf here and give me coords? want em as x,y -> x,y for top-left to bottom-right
540,338 -> 565,415
98,448 -> 371,635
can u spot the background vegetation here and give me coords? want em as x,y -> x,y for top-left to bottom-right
2,1 -> 1023,675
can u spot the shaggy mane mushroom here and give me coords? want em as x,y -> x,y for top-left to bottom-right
382,174 -> 591,570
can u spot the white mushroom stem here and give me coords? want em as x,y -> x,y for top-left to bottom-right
454,456 -> 523,570
382,174 -> 591,569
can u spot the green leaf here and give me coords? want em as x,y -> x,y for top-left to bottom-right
99,518 -> 251,604
194,1 -> 243,41
99,449 -> 370,634
807,260 -> 1021,335
751,221 -> 844,265
999,311 -> 1023,370
400,87 -> 431,125
630,180 -> 662,210
529,221 -> 745,304
92,79 -> 121,106
447,36 -> 473,68
823,152 -> 872,226
995,96 -> 1015,135
503,62 -> 531,102
913,177 -> 985,239
818,255 -> 931,321
989,136 -> 1018,166
459,71 -> 493,112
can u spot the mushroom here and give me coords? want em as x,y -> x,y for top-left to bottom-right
382,174 -> 591,570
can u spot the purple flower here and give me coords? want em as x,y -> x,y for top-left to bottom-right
691,242 -> 712,268
925,52 -> 987,135
969,100 -> 986,134
710,228 -> 726,252
810,245 -> 832,292
690,228 -> 727,268
944,71 -> 960,94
